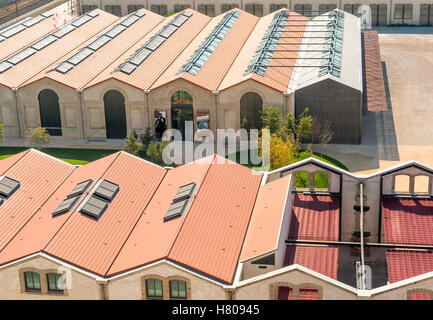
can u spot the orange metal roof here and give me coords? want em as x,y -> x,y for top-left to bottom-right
151,8 -> 259,92
0,14 -> 60,61
0,149 -> 74,252
44,152 -> 166,276
22,9 -> 165,90
107,156 -> 213,276
0,9 -> 117,89
85,10 -> 211,91
219,9 -> 307,93
168,156 -> 262,283
239,174 -> 291,262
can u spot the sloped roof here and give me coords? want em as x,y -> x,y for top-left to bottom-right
386,249 -> 433,283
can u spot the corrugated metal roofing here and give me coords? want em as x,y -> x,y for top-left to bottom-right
168,155 -> 262,283
386,249 -> 433,283
383,197 -> 433,245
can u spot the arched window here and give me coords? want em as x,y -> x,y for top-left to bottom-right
103,90 -> 127,139
394,175 -> 410,194
240,92 -> 263,130
24,272 -> 41,292
171,91 -> 193,140
299,288 -> 319,300
169,280 -> 187,299
39,89 -> 62,136
145,278 -> 163,299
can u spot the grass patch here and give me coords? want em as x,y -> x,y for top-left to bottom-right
0,147 -> 119,165
295,172 -> 329,189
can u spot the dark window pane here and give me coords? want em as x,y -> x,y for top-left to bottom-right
24,272 -> 41,291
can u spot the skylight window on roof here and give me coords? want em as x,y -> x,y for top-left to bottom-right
173,183 -> 196,203
0,36 -> 4,42
31,35 -> 57,51
172,14 -> 188,28
22,15 -> 45,27
80,196 -> 108,219
0,176 -> 20,198
41,12 -> 54,18
1,24 -> 26,38
72,14 -> 92,27
180,11 -> 240,76
67,47 -> 94,65
93,180 -> 119,201
129,48 -> 151,65
121,14 -> 140,27
105,24 -> 127,38
87,35 -> 111,51
53,196 -> 80,217
183,10 -> 193,18
319,11 -> 344,78
67,179 -> 93,199
87,11 -> 99,18
7,47 -> 36,65
53,24 -> 75,38
0,61 -> 12,73
135,10 -> 146,17
146,35 -> 165,51
55,62 -> 74,74
163,199 -> 190,222
0,198 -> 4,206
160,24 -> 177,38
119,63 -> 136,74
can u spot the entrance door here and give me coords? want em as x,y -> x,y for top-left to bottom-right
104,90 -> 127,139
420,4 -> 433,25
171,107 -> 193,140
371,4 -> 388,25
39,89 -> 62,136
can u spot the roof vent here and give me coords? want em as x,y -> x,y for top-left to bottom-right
93,180 -> 119,202
80,196 -> 108,219
163,183 -> 197,222
0,176 -> 20,198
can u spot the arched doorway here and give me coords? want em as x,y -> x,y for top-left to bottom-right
171,91 -> 193,140
104,90 -> 127,139
39,89 -> 62,136
240,92 -> 263,130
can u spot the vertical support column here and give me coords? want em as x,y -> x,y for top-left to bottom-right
309,173 -> 314,192
77,88 -> 86,140
144,89 -> 151,132
409,175 -> 415,194
212,90 -> 219,135
359,182 -> 366,290
12,87 -> 22,139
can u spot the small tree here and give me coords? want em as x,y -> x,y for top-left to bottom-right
283,108 -> 313,156
123,129 -> 143,156
318,120 -> 334,158
25,126 -> 50,150
259,133 -> 294,171
146,140 -> 170,165
0,123 -> 4,143
261,106 -> 281,134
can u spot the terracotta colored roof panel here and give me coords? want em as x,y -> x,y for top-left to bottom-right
44,152 -> 166,276
107,156 -> 213,276
0,152 -> 119,265
22,9 -> 165,89
383,197 -> 433,245
0,9 -> 117,88
0,150 -> 74,252
284,244 -> 339,279
168,156 -> 262,283
288,194 -> 340,241
240,174 -> 291,262
85,10 -> 211,91
386,249 -> 433,283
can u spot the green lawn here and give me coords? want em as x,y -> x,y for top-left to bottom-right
0,147 -> 119,165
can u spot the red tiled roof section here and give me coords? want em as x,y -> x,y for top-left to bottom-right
0,150 -> 74,252
0,152 -> 119,265
386,249 -> 433,283
410,292 -> 432,300
278,286 -> 293,300
288,194 -> 340,241
44,152 -> 166,276
168,156 -> 262,283
383,197 -> 433,245
284,245 -> 339,279
362,30 -> 387,112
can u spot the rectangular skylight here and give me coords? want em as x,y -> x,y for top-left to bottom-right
1,24 -> 26,38
172,14 -> 188,27
183,10 -> 193,18
55,62 -> 74,74
173,183 -> 196,203
87,11 -> 99,18
0,176 -> 20,198
31,35 -> 57,51
53,24 -> 75,38
130,48 -> 151,65
0,61 -> 12,73
67,179 -> 93,199
7,47 -> 36,65
119,62 -> 137,74
22,15 -> 45,27
87,35 -> 111,51
80,196 -> 108,219
121,14 -> 140,27
146,35 -> 165,51
41,12 -> 54,18
135,10 -> 146,17
163,199 -> 190,222
67,48 -> 94,65
105,24 -> 127,38
53,196 -> 80,217
93,180 -> 119,201
160,24 -> 177,38
72,14 -> 92,27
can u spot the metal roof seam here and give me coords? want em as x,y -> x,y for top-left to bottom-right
104,168 -> 168,277
0,149 -> 30,176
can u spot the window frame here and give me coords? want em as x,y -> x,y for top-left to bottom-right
46,273 -> 64,293
145,278 -> 163,299
24,271 -> 41,292
169,280 -> 187,299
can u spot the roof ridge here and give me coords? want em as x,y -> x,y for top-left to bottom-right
29,148 -> 76,168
